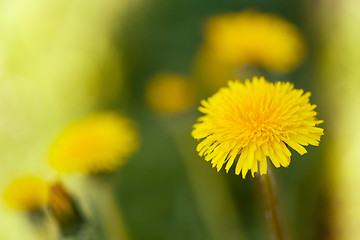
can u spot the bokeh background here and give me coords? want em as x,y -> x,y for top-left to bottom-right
0,0 -> 359,239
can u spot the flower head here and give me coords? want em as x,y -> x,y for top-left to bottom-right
49,112 -> 138,174
145,72 -> 196,115
202,10 -> 305,72
192,77 -> 323,178
3,176 -> 48,211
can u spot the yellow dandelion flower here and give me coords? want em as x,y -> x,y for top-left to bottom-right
203,10 -> 306,72
145,73 -> 196,114
3,176 -> 48,211
49,112 -> 138,173
192,77 -> 323,178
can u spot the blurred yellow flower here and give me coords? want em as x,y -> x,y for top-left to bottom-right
49,112 -> 138,174
204,10 -> 306,72
3,176 -> 48,211
145,73 -> 196,115
192,77 -> 323,178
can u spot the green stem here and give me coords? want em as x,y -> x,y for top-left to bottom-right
86,177 -> 130,240
28,210 -> 57,240
260,168 -> 286,240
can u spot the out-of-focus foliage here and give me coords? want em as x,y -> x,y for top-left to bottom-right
317,0 -> 360,239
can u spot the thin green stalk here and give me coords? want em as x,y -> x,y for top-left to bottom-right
260,168 -> 286,240
86,177 -> 130,240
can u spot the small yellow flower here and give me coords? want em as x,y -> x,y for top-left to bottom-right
192,77 -> 323,178
203,10 -> 305,72
3,176 -> 48,211
49,112 -> 138,173
145,73 -> 196,115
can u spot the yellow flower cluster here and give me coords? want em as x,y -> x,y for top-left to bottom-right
192,77 -> 323,178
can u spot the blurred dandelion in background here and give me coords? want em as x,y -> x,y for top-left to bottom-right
316,0 -> 360,239
204,11 -> 305,71
194,10 -> 306,90
3,175 -> 55,239
145,72 -> 196,115
49,112 -> 139,174
4,176 -> 48,212
192,76 -> 323,178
